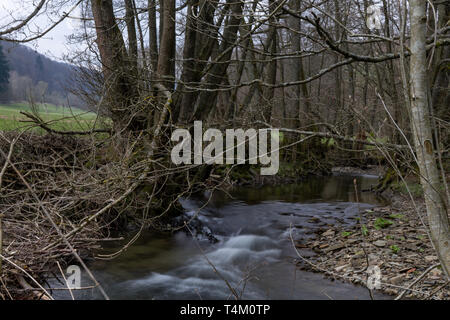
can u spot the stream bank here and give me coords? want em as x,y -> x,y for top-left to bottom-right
294,183 -> 449,300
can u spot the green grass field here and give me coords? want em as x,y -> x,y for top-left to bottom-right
0,102 -> 105,132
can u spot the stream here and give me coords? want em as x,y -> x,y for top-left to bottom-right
52,174 -> 391,300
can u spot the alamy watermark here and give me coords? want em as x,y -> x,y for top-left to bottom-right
171,121 -> 280,176
367,265 -> 382,290
66,6 -> 83,31
66,265 -> 81,289
366,4 -> 382,31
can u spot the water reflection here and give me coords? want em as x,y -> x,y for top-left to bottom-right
209,175 -> 384,206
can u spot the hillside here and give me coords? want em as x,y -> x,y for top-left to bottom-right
0,41 -> 86,109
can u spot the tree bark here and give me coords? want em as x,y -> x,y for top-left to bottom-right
156,0 -> 176,88
176,0 -> 198,123
431,1 -> 450,123
90,0 -> 138,131
262,0 -> 278,123
148,0 -> 159,73
409,0 -> 450,277
192,0 -> 243,121
124,0 -> 138,72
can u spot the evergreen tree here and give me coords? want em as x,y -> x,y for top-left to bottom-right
36,55 -> 44,73
0,43 -> 10,93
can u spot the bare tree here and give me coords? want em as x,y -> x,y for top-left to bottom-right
408,0 -> 450,277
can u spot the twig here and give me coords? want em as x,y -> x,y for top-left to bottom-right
395,263 -> 441,300
256,121 -> 408,149
353,179 -> 374,300
0,254 -> 53,300
56,261 -> 75,300
16,275 -> 51,300
19,111 -> 111,136
0,214 -> 3,274
424,281 -> 449,300
0,136 -> 17,191
184,223 -> 240,300
0,147 -> 110,300
43,171 -> 149,251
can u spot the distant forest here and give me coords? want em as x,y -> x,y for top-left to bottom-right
0,41 -> 86,109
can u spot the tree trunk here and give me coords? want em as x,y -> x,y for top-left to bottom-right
156,0 -> 176,88
226,0 -> 259,121
90,0 -> 138,131
262,0 -> 278,123
193,0 -> 243,120
176,0 -> 198,123
172,0 -> 219,122
409,0 -> 450,277
124,0 -> 138,72
148,0 -> 159,73
382,0 -> 402,143
431,1 -> 450,123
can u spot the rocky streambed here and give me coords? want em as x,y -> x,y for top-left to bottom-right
294,192 -> 449,300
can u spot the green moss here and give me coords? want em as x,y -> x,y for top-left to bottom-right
361,225 -> 369,237
374,217 -> 394,230
392,181 -> 423,197
390,245 -> 400,254
341,231 -> 352,237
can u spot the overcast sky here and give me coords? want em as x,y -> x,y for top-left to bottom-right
0,0 -> 81,61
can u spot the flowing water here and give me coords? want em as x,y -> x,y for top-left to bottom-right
53,174 -> 391,300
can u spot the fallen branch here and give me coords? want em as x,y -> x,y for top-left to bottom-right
256,121 -> 408,149
42,171 -> 149,251
20,111 -> 111,136
149,83 -> 172,155
0,254 -> 53,300
0,147 -> 110,300
395,263 -> 441,300
16,275 -> 51,300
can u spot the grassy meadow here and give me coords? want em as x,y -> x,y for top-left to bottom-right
0,102 -> 104,132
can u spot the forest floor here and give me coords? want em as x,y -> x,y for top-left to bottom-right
294,175 -> 450,300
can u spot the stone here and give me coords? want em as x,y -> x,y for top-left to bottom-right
351,259 -> 363,268
429,268 -> 443,279
373,240 -> 387,247
404,244 -> 418,251
335,264 -> 351,272
323,243 -> 345,253
308,217 -> 320,223
385,288 -> 398,295
389,274 -> 405,285
322,229 -> 335,237
372,231 -> 384,239
424,255 -> 438,263
399,267 -> 412,273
